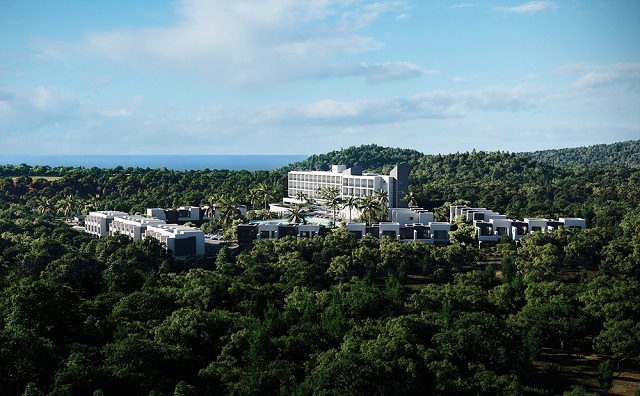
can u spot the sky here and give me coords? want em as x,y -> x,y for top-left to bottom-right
1,0 -> 639,155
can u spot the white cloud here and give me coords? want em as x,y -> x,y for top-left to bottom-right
495,1 -> 557,14
325,62 -> 437,83
573,63 -> 640,91
55,0 -> 416,85
447,4 -> 477,9
555,62 -> 640,91
258,83 -> 548,125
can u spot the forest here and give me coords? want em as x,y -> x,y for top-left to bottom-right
0,141 -> 639,395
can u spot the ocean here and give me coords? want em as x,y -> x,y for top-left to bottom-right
0,154 -> 309,171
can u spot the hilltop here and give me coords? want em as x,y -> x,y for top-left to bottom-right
281,140 -> 640,176
517,140 -> 640,169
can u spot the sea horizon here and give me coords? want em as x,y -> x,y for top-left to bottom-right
0,154 -> 309,171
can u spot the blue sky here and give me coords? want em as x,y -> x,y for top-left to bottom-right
1,0 -> 639,155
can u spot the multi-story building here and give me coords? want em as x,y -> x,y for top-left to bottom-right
287,163 -> 409,209
84,210 -> 205,257
143,224 -> 205,258
109,215 -> 166,240
85,211 -> 130,238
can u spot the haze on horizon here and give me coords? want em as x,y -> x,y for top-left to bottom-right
1,1 -> 639,156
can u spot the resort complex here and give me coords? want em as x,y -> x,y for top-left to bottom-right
84,164 -> 586,255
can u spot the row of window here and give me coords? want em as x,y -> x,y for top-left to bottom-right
288,173 -> 340,183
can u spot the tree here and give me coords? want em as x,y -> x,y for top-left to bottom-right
342,195 -> 357,221
357,195 -> 380,226
85,193 -> 102,213
404,190 -> 418,207
294,190 -> 307,204
286,204 -> 307,224
256,182 -> 274,210
449,215 -> 477,247
217,195 -> 240,228
203,194 -> 220,219
597,359 -> 613,394
319,187 -> 342,227
246,188 -> 260,218
33,196 -> 54,217
375,189 -> 389,221
56,194 -> 77,219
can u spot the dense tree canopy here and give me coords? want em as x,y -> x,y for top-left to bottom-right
1,142 -> 639,395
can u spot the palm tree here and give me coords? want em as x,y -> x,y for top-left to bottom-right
357,194 -> 381,226
263,209 -> 278,220
319,186 -> 342,227
56,194 -> 77,219
256,182 -> 274,210
246,188 -> 260,217
304,195 -> 315,211
217,195 -> 240,227
375,189 -> 389,222
342,195 -> 357,221
286,204 -> 307,224
203,194 -> 220,219
404,191 -> 418,207
34,196 -> 54,216
85,193 -> 101,212
294,190 -> 307,204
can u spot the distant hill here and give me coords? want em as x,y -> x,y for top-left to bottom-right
517,140 -> 640,168
279,144 -> 424,174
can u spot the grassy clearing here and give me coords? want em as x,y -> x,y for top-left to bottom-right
532,348 -> 640,395
10,176 -> 63,182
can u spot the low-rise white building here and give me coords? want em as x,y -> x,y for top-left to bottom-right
389,207 -> 435,225
85,211 -> 130,238
559,217 -> 587,229
143,224 -> 205,257
109,215 -> 166,240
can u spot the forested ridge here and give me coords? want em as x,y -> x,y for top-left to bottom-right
1,144 -> 639,395
518,140 -> 640,169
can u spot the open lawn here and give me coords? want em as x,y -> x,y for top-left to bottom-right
533,348 -> 640,395
10,176 -> 63,182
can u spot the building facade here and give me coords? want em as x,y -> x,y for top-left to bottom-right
85,211 -> 130,238
143,224 -> 205,258
109,215 -> 166,240
287,163 -> 410,208
84,210 -> 205,257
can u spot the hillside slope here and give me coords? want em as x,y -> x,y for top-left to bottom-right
518,140 -> 640,168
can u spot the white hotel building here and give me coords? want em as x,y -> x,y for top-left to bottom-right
287,163 -> 410,209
